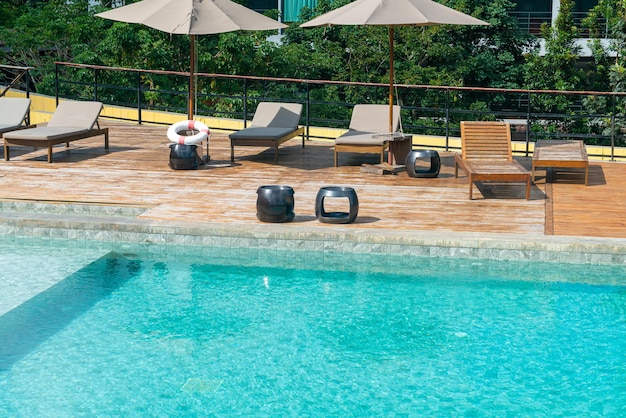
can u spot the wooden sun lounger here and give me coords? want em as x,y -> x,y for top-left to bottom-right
455,121 -> 531,200
3,101 -> 108,163
532,140 -> 589,185
229,102 -> 304,163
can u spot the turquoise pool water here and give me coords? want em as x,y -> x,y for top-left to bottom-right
0,237 -> 625,416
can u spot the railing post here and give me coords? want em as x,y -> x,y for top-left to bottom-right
243,79 -> 248,128
137,71 -> 142,125
611,94 -> 616,161
445,88 -> 450,151
55,63 -> 59,106
306,83 -> 310,141
94,68 -> 98,102
24,67 -> 31,125
526,90 -> 531,156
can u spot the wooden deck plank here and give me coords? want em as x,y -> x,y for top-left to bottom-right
0,121 -> 624,239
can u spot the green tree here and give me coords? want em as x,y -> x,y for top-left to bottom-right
522,0 -> 587,138
581,0 -> 626,144
0,0 -> 109,93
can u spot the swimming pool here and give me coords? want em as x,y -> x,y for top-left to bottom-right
1,236 -> 625,416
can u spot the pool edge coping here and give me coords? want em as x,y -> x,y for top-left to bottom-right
1,210 -> 625,265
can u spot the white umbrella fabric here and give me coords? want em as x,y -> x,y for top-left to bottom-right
96,0 -> 287,120
300,0 -> 488,132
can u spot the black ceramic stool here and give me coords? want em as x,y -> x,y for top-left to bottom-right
169,144 -> 200,170
256,185 -> 295,223
315,186 -> 359,224
405,149 -> 441,178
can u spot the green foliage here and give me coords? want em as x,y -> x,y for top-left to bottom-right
580,0 -> 626,145
0,0 -> 110,92
0,0 -> 621,140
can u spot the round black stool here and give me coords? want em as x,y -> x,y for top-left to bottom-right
405,149 -> 441,178
256,185 -> 295,223
315,186 -> 359,224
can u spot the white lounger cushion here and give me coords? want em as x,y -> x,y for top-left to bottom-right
348,104 -> 400,133
0,97 -> 30,134
335,104 -> 401,143
47,101 -> 103,129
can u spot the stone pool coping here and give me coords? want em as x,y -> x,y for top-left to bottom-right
1,206 -> 626,265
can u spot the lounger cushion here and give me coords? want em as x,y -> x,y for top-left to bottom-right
229,127 -> 298,141
335,130 -> 387,145
4,126 -> 89,141
349,104 -> 401,133
0,98 -> 30,132
0,125 -> 20,134
250,102 -> 302,128
47,101 -> 103,129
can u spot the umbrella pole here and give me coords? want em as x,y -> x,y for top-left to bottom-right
188,34 -> 195,121
388,26 -> 394,135
388,26 -> 395,165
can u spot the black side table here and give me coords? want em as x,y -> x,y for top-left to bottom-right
405,149 -> 441,178
315,186 -> 359,224
256,185 -> 295,223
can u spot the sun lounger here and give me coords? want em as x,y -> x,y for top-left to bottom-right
455,121 -> 531,200
0,97 -> 31,136
334,104 -> 400,167
229,102 -> 304,163
3,100 -> 108,163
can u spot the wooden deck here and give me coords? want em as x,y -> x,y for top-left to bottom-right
1,120 -> 626,239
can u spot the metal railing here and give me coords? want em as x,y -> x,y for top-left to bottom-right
510,11 -> 610,38
50,61 -> 626,160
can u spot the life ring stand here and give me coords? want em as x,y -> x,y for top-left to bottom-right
167,120 -> 210,145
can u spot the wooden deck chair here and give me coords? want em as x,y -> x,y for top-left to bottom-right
334,104 -> 401,167
0,97 -> 32,137
3,100 -> 108,163
455,121 -> 531,200
229,102 -> 304,163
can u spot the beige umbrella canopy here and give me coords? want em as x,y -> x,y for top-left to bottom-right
96,0 -> 286,119
301,0 -> 488,132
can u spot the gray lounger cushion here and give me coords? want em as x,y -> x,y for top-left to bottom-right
229,126 -> 298,140
335,130 -> 387,145
3,126 -> 89,140
4,100 -> 102,141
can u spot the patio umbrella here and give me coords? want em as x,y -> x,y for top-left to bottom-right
300,0 -> 488,133
96,0 -> 287,120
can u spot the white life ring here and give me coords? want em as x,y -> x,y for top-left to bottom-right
167,120 -> 210,145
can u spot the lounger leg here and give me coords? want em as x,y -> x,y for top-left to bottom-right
104,129 -> 109,150
274,145 -> 279,163
48,146 -> 53,163
4,144 -> 9,161
468,174 -> 473,200
334,150 -> 338,167
585,166 -> 589,186
230,142 -> 235,162
526,176 -> 531,200
454,161 -> 458,178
